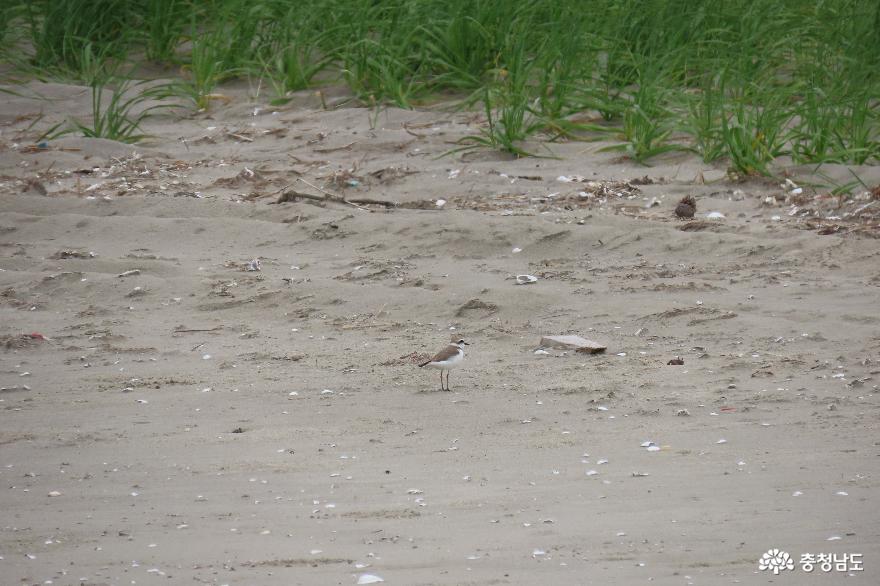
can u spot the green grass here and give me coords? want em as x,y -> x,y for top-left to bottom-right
0,0 -> 877,171
42,78 -> 171,143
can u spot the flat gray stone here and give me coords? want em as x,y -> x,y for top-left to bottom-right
540,335 -> 606,354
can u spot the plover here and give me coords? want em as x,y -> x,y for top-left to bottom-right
419,339 -> 469,391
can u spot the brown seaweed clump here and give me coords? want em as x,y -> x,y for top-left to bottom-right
675,195 -> 696,219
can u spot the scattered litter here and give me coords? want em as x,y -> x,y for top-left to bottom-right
515,274 -> 538,285
435,199 -> 446,208
117,269 -> 141,278
631,472 -> 650,477
827,536 -> 842,541
716,439 -> 727,444
245,258 -> 261,271
641,441 -> 660,452
532,549 -> 547,557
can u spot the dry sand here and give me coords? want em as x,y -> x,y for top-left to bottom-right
1,80 -> 879,585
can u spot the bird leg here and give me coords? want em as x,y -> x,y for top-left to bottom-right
439,370 -> 445,391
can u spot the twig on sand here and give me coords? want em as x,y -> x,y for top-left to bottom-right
174,327 -> 223,333
297,177 -> 346,199
226,132 -> 254,142
313,141 -> 357,153
273,178 -> 398,211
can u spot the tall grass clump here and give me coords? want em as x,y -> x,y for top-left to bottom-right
24,0 -> 134,77
2,0 -> 877,170
44,77 -> 171,143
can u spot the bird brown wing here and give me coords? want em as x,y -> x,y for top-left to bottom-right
429,344 -> 459,363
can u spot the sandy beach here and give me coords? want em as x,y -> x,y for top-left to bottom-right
1,80 -> 879,585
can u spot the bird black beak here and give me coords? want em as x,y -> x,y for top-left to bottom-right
462,341 -> 471,345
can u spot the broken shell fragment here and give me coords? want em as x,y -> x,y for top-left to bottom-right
515,274 -> 538,285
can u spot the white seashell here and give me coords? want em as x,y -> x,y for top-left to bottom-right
706,211 -> 725,219
586,469 -> 598,476
515,274 -> 538,285
716,439 -> 727,444
640,441 -> 654,447
512,247 -> 522,253
646,445 -> 660,452
435,199 -> 446,207
357,574 -> 385,584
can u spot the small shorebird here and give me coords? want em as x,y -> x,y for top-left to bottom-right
419,339 -> 469,391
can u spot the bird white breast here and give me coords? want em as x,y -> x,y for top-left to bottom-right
425,349 -> 463,369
